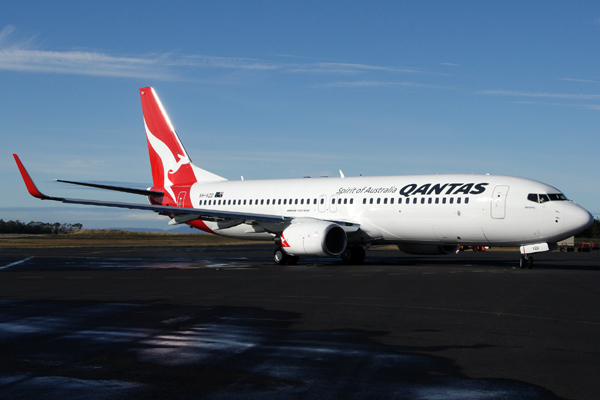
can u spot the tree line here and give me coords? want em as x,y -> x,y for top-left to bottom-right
0,220 -> 83,234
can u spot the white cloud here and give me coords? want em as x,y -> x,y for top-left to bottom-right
479,90 -> 600,100
560,78 -> 599,83
0,26 -> 438,83
322,80 -> 451,90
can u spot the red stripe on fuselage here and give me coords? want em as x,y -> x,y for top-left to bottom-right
187,220 -> 216,234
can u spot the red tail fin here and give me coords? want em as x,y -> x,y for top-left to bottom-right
139,87 -> 225,188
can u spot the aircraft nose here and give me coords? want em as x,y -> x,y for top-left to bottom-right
563,202 -> 593,235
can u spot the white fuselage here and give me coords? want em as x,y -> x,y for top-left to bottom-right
186,173 -> 591,247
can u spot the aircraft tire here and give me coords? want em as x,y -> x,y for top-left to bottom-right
341,246 -> 366,265
528,256 -> 533,269
287,256 -> 300,265
273,247 -> 289,265
519,256 -> 526,269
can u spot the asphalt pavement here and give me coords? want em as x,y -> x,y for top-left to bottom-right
0,245 -> 599,400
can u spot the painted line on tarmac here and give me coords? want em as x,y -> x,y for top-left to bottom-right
0,257 -> 33,270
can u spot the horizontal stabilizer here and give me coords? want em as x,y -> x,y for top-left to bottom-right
54,179 -> 163,197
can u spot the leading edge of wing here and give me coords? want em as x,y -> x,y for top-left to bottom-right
59,197 -> 291,223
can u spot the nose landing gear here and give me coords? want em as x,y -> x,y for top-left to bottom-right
519,255 -> 533,269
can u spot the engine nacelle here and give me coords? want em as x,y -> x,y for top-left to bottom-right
281,221 -> 347,257
397,244 -> 460,255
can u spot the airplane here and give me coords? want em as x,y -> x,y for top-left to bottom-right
14,87 -> 594,268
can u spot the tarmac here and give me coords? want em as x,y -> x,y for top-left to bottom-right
0,245 -> 599,399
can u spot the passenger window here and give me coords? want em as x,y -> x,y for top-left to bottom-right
278,199 -> 281,205
228,200 -> 231,205
527,193 -> 538,203
390,198 -> 394,204
428,198 -> 432,204
218,200 -> 222,205
370,198 -> 374,204
457,198 -> 461,204
435,198 -> 439,204
261,199 -> 264,205
300,199 -> 304,205
449,198 -> 454,204
338,198 -> 342,204
243,200 -> 247,205
539,194 -> 550,203
442,198 -> 446,204
249,199 -> 252,205
377,198 -> 381,204
421,198 -> 425,204
284,199 -> 287,205
465,198 -> 469,204
266,199 -> 270,205
344,198 -> 347,204
350,198 -> 353,204
320,198 -> 324,204
363,198 -> 366,204
331,198 -> 335,204
413,198 -> 417,204
384,198 -> 388,204
295,199 -> 298,205
398,198 -> 402,204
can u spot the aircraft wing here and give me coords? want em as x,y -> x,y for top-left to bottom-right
14,154 -> 359,229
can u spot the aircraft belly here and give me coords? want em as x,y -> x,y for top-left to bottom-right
204,221 -> 274,240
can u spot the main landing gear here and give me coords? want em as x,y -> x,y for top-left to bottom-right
341,246 -> 366,265
519,255 -> 533,269
273,246 -> 366,265
273,247 -> 299,265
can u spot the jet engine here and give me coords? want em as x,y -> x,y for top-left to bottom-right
280,221 -> 347,257
397,244 -> 460,255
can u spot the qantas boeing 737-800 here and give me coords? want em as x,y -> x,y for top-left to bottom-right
14,87 -> 593,268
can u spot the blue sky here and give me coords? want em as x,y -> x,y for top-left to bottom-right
1,1 -> 599,230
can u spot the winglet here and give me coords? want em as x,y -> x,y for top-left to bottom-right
13,154 -> 49,199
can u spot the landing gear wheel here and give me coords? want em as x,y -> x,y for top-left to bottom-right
519,255 -> 533,269
274,247 -> 289,265
341,246 -> 366,265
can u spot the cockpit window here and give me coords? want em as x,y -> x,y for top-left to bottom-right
527,193 -> 568,203
527,193 -> 538,203
548,193 -> 568,201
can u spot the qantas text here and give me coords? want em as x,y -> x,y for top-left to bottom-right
337,183 -> 489,197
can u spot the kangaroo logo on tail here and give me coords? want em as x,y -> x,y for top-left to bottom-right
140,87 -> 226,201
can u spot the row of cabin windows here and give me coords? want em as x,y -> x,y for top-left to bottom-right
363,197 -> 469,205
201,198 -> 322,206
201,197 -> 468,206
